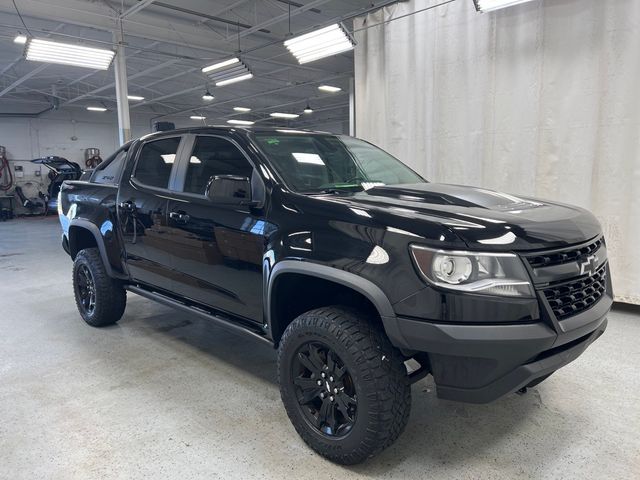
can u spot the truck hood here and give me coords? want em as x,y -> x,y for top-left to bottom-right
323,183 -> 601,251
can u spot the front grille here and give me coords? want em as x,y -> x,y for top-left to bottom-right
543,264 -> 607,320
528,237 -> 603,268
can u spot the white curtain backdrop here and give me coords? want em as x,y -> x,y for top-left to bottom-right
354,0 -> 640,304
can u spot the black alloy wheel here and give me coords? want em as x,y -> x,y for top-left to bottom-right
278,306 -> 411,464
292,341 -> 357,437
72,248 -> 126,327
76,263 -> 96,315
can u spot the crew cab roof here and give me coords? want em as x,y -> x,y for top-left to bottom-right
138,126 -> 333,142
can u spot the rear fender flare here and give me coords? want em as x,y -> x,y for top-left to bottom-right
68,219 -> 128,280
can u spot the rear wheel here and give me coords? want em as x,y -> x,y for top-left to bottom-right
277,306 -> 411,465
73,248 -> 126,327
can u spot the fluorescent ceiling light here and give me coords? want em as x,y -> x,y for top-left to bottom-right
227,119 -> 255,125
25,38 -> 115,70
318,85 -> 341,93
202,57 -> 239,73
303,103 -> 313,114
202,91 -> 214,101
473,0 -> 538,12
202,57 -> 253,87
233,107 -> 251,112
284,23 -> 355,64
270,112 -> 300,119
86,106 -> 107,112
127,95 -> 144,101
190,115 -> 206,120
216,73 -> 253,87
14,35 -> 27,44
292,153 -> 325,165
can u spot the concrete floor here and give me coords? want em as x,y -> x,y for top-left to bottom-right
1,216 -> 639,480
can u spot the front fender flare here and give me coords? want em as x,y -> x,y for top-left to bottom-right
266,260 -> 408,348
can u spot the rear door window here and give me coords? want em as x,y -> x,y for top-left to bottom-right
133,137 -> 181,189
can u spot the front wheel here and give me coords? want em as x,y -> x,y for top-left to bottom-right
72,248 -> 126,327
277,306 -> 411,465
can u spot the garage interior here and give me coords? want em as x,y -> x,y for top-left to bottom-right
1,0 -> 639,478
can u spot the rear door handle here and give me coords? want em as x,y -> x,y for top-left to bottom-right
169,211 -> 190,223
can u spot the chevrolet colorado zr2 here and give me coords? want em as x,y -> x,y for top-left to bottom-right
58,127 -> 611,464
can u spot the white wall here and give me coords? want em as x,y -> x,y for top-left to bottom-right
354,0 -> 640,304
0,109 -> 156,214
0,110 -> 155,162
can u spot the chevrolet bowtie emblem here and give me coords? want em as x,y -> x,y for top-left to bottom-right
579,254 -> 599,277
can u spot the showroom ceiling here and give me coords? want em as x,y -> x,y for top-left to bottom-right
0,0 -> 395,127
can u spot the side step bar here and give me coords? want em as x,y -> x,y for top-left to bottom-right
125,285 -> 273,347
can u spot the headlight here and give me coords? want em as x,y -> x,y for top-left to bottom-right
410,245 -> 534,298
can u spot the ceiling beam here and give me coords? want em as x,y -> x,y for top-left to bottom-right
152,2 -> 271,34
121,0 -> 156,19
0,96 -> 53,105
143,66 -> 200,89
235,0 -> 333,39
14,86 -> 67,100
204,0 -> 252,21
153,73 -> 350,119
132,63 -> 330,111
0,64 -> 49,98
131,84 -> 203,108
276,1 -> 322,15
65,58 -> 180,104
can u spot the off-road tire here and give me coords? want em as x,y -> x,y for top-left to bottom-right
278,306 -> 411,465
73,248 -> 126,327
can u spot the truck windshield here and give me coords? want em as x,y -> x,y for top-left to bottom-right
252,132 -> 425,193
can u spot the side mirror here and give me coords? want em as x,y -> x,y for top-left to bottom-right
205,175 -> 252,204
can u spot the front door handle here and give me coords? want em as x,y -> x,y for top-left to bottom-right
169,211 -> 190,223
119,200 -> 135,212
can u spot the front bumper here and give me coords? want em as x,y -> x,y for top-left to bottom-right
383,288 -> 612,404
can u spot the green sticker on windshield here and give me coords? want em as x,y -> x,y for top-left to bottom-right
266,138 -> 280,145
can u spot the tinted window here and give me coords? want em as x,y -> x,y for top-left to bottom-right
93,148 -> 127,184
134,137 -> 180,188
252,133 -> 424,193
183,136 -> 253,195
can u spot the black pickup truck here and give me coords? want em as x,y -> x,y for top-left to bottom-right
58,126 -> 611,464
